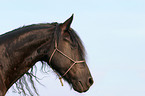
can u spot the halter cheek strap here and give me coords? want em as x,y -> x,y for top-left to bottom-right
49,24 -> 85,86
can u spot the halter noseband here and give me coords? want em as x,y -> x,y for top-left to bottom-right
49,24 -> 85,86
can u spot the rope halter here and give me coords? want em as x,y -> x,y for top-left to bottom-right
49,24 -> 85,86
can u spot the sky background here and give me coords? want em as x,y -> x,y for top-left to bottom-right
0,0 -> 145,96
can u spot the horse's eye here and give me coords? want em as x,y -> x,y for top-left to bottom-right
63,34 -> 72,44
63,36 -> 70,41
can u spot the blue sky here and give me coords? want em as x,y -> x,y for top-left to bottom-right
0,0 -> 145,96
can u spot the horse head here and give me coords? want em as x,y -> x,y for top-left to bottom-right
41,15 -> 94,92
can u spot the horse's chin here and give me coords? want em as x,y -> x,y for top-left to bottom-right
71,80 -> 90,93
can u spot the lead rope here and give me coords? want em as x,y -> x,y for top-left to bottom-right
49,25 -> 85,86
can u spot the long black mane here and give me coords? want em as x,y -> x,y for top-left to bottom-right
4,23 -> 85,96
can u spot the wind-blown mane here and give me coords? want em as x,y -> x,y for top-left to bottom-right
3,23 -> 55,96
5,22 -> 86,96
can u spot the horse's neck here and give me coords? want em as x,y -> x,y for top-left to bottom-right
0,70 -> 6,96
0,27 -> 52,93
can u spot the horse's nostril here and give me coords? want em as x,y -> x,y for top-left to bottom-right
88,77 -> 94,85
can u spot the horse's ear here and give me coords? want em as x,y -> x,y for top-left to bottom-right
60,14 -> 74,31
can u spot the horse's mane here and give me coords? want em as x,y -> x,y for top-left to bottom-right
8,23 -> 85,96
12,62 -> 49,96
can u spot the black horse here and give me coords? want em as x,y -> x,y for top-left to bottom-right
0,15 -> 93,96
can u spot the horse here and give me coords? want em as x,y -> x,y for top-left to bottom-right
0,15 -> 94,96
